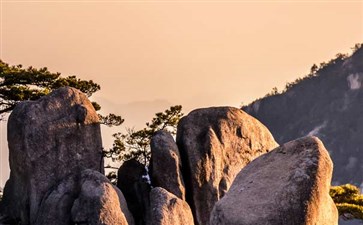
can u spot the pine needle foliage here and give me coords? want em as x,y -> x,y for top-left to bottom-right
0,60 -> 123,126
330,184 -> 363,221
104,105 -> 183,165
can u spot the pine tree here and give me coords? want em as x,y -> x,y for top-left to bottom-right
0,60 -> 123,126
104,105 -> 183,166
330,184 -> 363,221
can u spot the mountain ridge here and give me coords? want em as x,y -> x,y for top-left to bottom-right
243,43 -> 363,190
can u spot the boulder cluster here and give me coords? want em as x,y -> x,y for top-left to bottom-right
0,87 -> 338,225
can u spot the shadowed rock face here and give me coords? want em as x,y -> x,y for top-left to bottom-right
117,159 -> 151,225
0,87 -> 103,224
176,107 -> 278,225
210,136 -> 338,225
148,187 -> 194,225
114,185 -> 136,225
150,130 -> 185,200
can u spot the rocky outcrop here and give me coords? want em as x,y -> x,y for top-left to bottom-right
0,87 -> 103,224
71,170 -> 132,225
114,185 -> 136,225
35,170 -> 134,225
35,173 -> 79,225
210,136 -> 338,225
149,187 -> 194,225
176,107 -> 278,225
117,159 -> 151,225
0,86 -> 341,225
150,130 -> 185,200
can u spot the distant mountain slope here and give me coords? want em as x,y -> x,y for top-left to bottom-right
243,44 -> 363,190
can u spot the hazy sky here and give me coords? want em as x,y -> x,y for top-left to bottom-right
0,0 -> 362,186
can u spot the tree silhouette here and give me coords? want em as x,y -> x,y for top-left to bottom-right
104,105 -> 183,166
0,60 -> 123,126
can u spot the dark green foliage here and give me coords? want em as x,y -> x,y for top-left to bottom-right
106,171 -> 118,185
0,60 -> 99,115
99,113 -> 125,127
310,64 -> 319,74
0,60 -> 123,126
264,87 -> 279,97
330,184 -> 363,221
103,105 -> 183,165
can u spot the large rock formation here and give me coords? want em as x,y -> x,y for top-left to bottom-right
0,85 -> 343,225
71,170 -> 132,225
35,170 -> 134,225
210,136 -> 338,225
176,107 -> 278,225
34,173 -> 79,225
149,187 -> 194,225
0,87 -> 103,224
150,130 -> 185,200
117,159 -> 151,225
114,185 -> 136,225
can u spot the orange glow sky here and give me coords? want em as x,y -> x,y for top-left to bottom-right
0,0 -> 362,186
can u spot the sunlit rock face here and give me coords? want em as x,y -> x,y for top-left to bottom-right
176,106 -> 278,225
210,136 -> 338,225
148,187 -> 194,225
0,87 -> 103,224
243,46 -> 363,191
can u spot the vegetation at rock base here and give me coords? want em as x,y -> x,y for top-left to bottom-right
103,105 -> 183,166
330,184 -> 363,221
0,60 -> 123,126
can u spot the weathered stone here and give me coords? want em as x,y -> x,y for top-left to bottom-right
114,185 -> 136,225
117,159 -> 151,225
35,173 -> 79,225
150,130 -> 185,200
36,170 -> 134,225
71,170 -> 131,225
210,136 -> 338,225
176,107 -> 278,225
0,87 -> 103,224
149,187 -> 194,225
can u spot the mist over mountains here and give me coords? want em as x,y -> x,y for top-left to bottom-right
243,44 -> 363,191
